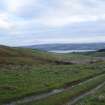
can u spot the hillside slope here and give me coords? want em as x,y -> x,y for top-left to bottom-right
0,45 -> 104,65
0,45 -> 56,65
23,43 -> 105,51
0,45 -> 73,65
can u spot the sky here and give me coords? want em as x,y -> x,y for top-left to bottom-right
0,0 -> 105,46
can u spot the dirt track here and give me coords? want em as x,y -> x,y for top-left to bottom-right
3,73 -> 105,105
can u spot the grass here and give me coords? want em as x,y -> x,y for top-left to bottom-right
0,45 -> 100,65
1,63 -> 105,104
19,72 -> 105,105
0,45 -> 105,105
76,78 -> 105,105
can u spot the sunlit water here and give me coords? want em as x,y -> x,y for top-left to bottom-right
49,50 -> 95,53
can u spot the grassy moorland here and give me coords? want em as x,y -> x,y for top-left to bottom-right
0,45 -> 105,105
76,81 -> 105,105
20,73 -> 105,105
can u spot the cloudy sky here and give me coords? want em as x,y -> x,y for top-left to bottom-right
0,0 -> 105,46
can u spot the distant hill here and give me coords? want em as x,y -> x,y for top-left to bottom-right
22,43 -> 105,51
0,45 -> 74,65
97,49 -> 105,52
1,44 -> 105,66
0,45 -> 57,65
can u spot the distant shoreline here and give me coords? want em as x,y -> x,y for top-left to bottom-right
49,50 -> 95,53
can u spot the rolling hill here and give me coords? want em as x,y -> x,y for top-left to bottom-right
22,43 -> 105,51
1,45 -> 105,105
1,45 -> 105,65
0,45 -> 74,65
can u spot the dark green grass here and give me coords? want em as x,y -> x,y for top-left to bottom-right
76,78 -> 105,105
19,72 -> 105,105
81,51 -> 105,57
0,45 -> 105,104
1,63 -> 105,104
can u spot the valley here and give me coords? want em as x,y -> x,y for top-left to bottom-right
0,45 -> 105,105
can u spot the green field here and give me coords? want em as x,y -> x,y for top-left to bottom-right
76,82 -> 105,105
0,45 -> 105,105
20,73 -> 105,105
76,50 -> 105,105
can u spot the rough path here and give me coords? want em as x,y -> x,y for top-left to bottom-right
4,89 -> 64,105
3,74 -> 105,105
65,81 -> 105,105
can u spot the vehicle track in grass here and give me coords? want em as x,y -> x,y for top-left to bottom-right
3,72 -> 105,105
65,80 -> 105,105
